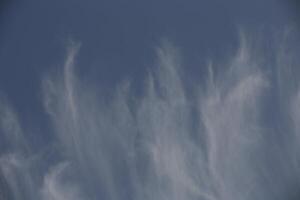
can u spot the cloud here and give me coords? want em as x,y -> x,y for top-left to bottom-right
41,162 -> 84,200
40,35 -> 269,200
1,30 -> 300,200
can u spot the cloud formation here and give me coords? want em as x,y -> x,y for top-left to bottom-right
1,31 -> 300,200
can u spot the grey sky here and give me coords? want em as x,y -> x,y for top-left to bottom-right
0,0 -> 292,117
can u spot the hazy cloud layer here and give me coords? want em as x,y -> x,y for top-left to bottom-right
1,31 -> 300,200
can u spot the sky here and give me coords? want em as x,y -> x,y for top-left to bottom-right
1,0 -> 300,200
0,0 -> 292,114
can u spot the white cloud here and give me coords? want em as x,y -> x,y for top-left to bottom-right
1,31 -> 300,200
41,162 -> 85,200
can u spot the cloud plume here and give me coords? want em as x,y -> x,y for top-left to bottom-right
1,32 -> 300,200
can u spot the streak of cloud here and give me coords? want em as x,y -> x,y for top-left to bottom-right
1,31 -> 300,200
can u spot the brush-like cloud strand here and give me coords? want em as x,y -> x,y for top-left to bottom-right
1,33 -> 300,200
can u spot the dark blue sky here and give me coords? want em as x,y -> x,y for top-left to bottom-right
0,0 -> 296,140
2,1 -> 300,200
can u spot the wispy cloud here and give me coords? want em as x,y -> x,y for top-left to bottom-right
1,31 -> 300,200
